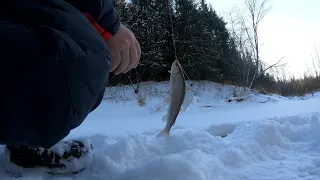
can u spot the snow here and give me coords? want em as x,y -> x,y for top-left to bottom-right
1,81 -> 320,180
290,90 -> 320,100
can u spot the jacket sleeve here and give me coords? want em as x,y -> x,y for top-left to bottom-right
0,1 -> 114,148
64,0 -> 120,41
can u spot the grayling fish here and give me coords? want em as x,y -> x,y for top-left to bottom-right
157,59 -> 186,137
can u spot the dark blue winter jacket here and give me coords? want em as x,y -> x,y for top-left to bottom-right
0,0 -> 120,148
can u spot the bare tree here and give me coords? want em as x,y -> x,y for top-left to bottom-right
230,0 -> 285,88
226,7 -> 256,86
311,47 -> 320,78
226,0 -> 286,88
241,0 -> 273,88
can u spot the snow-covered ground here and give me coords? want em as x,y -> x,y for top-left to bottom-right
1,81 -> 320,180
290,91 -> 320,100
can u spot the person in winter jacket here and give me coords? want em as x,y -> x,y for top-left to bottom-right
0,0 -> 140,173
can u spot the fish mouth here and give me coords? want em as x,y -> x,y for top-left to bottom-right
171,60 -> 182,74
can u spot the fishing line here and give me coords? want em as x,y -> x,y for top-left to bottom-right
167,0 -> 192,84
125,0 -> 193,92
167,0 -> 178,63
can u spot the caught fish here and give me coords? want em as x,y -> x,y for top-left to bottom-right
157,59 -> 186,137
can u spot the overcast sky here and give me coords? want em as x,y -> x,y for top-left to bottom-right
207,0 -> 320,78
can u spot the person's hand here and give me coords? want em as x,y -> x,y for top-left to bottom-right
105,23 -> 141,75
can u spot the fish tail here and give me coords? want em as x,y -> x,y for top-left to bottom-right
156,129 -> 170,138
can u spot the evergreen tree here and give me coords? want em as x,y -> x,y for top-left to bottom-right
109,0 -> 274,89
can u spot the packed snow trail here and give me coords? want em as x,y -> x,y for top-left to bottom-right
0,81 -> 319,180
67,96 -> 320,138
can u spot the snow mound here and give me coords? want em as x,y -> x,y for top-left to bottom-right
2,112 -> 320,180
1,81 -> 319,179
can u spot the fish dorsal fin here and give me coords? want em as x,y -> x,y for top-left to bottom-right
162,114 -> 168,122
161,114 -> 176,126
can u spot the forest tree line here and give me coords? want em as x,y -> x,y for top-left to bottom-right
107,0 -> 278,90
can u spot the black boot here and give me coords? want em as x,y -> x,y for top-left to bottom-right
3,139 -> 94,174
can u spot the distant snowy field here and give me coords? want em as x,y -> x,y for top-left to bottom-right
1,81 -> 320,180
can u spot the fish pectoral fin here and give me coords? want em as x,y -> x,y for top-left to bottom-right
168,70 -> 171,73
161,114 -> 168,122
156,129 -> 169,138
163,95 -> 170,104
